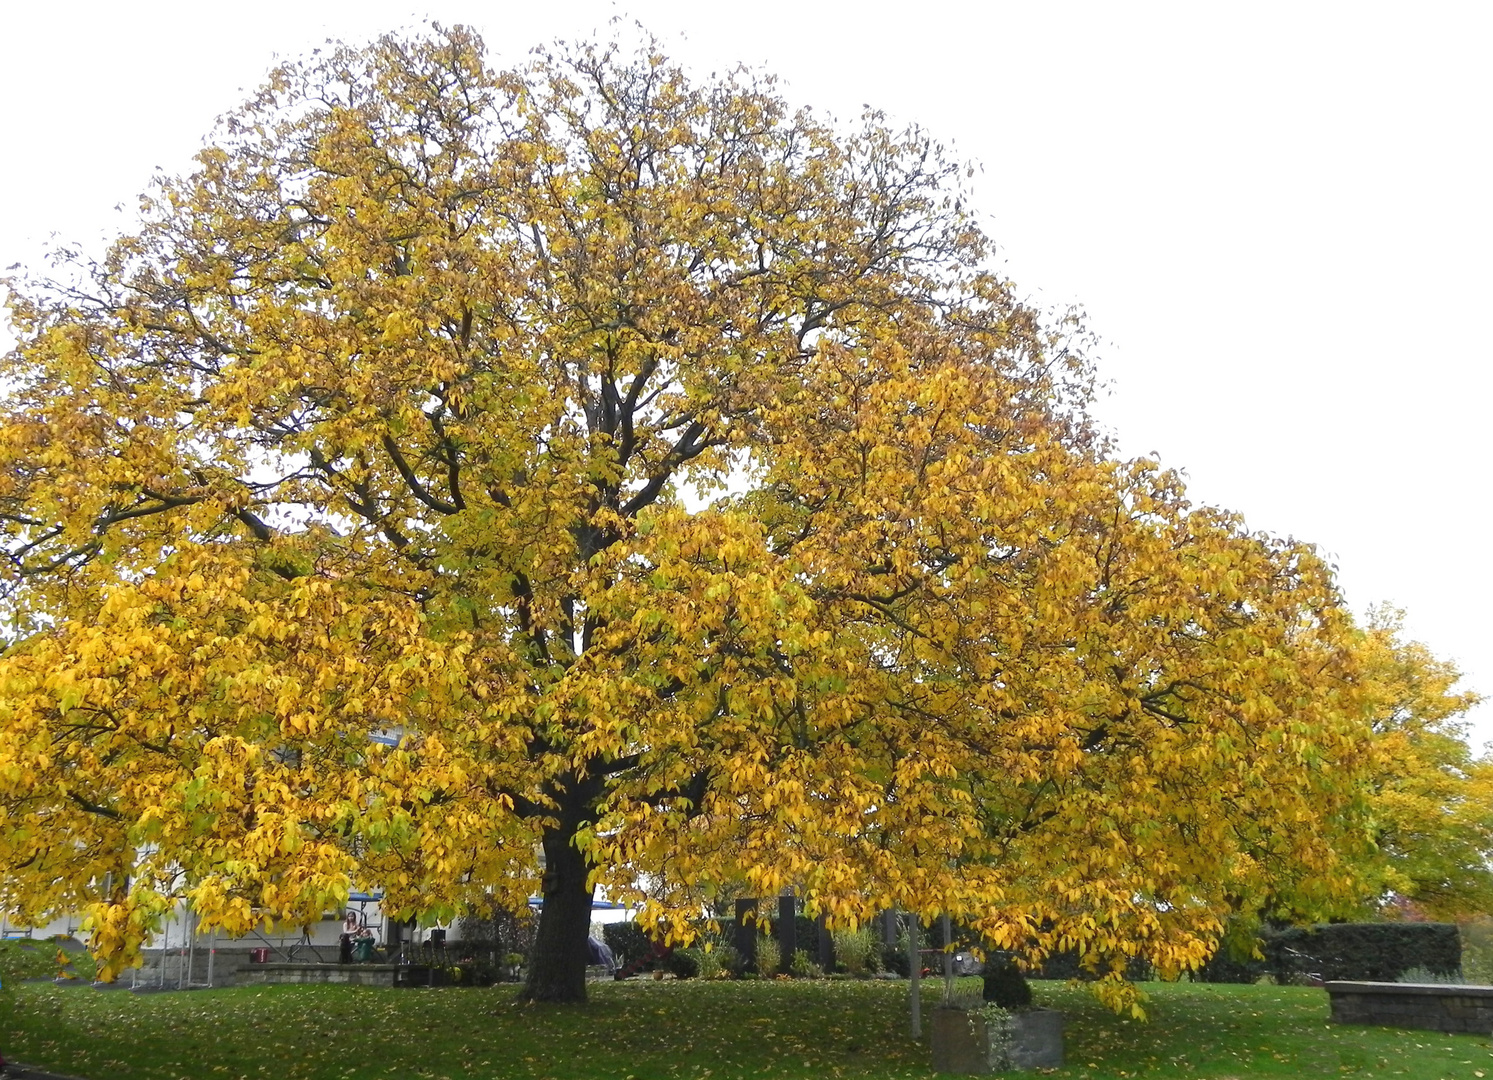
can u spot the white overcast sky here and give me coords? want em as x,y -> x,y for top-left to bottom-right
3,1 -> 1489,741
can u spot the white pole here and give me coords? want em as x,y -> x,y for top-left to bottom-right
908,913 -> 921,1039
942,913 -> 954,1004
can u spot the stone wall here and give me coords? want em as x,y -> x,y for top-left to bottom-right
1326,981 -> 1493,1034
129,946 -> 269,989
132,944 -> 367,988
239,963 -> 402,987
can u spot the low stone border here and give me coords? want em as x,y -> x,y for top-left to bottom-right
1325,980 -> 1493,1034
239,962 -> 403,987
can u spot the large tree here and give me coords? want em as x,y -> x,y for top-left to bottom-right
0,27 -> 1384,1006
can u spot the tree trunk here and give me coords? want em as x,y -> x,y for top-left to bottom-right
520,820 -> 596,1002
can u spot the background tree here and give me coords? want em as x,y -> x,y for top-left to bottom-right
0,26 -> 1392,1006
1355,611 -> 1493,920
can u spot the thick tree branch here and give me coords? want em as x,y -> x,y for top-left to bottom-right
619,420 -> 717,517
381,434 -> 460,515
68,791 -> 123,821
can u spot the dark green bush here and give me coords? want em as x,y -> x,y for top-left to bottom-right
662,948 -> 700,979
1191,923 -> 1271,984
602,922 -> 656,971
452,902 -> 534,965
1191,945 -> 1268,984
881,942 -> 909,977
982,959 -> 1033,1009
791,913 -> 818,966
455,959 -> 498,986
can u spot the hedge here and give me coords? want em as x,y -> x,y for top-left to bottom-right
1191,943 -> 1268,984
1030,950 -> 1152,981
601,921 -> 658,972
1264,922 -> 1460,983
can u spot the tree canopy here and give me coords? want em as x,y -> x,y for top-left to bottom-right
0,26 -> 1476,1007
1353,611 -> 1492,921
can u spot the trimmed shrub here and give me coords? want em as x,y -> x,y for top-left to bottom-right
882,941 -> 910,977
793,913 -> 818,959
663,947 -> 700,979
1264,922 -> 1460,983
982,959 -> 1034,1009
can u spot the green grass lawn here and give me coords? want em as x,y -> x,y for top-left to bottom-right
3,977 -> 1490,1079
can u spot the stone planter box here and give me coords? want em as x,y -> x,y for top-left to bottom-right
930,1007 -> 1064,1073
1326,981 -> 1493,1034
